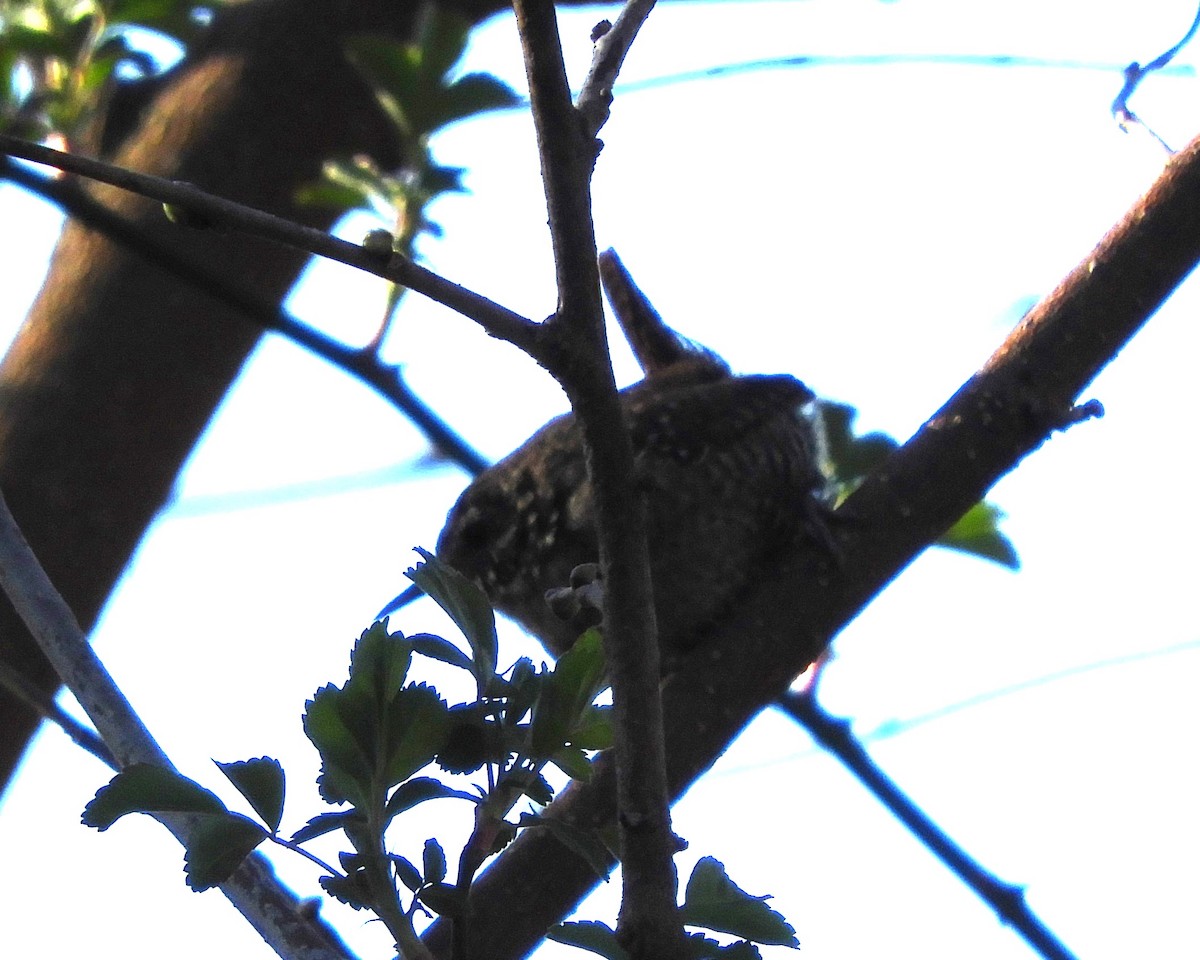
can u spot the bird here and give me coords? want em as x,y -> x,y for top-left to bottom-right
394,251 -> 832,662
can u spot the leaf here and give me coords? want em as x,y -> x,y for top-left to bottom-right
407,548 -> 497,688
437,73 -> 520,125
937,501 -> 1020,569
410,632 -> 474,673
422,837 -> 447,885
548,921 -> 627,959
531,628 -> 606,758
82,764 -> 226,830
291,810 -> 363,844
184,813 -> 269,891
681,858 -> 798,948
303,622 -> 424,805
549,745 -> 594,782
214,757 -> 285,833
384,776 -> 478,819
392,854 -> 422,892
320,869 -> 375,910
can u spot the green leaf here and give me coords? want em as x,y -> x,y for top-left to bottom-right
410,632 -> 474,673
936,501 -> 1020,569
381,682 -> 451,786
548,921 -> 627,959
571,705 -> 614,750
411,8 -> 471,86
384,776 -> 478,819
184,813 -> 269,891
816,401 -> 897,493
214,757 -> 285,834
303,622 -> 422,805
422,837 -> 447,885
531,628 -> 607,758
436,73 -> 520,125
681,858 -> 798,948
407,548 -> 498,688
549,745 -> 594,782
82,763 -> 226,830
320,868 -> 375,910
291,810 -> 363,844
435,703 -> 508,774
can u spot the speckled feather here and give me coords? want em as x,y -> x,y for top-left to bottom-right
436,367 -> 826,658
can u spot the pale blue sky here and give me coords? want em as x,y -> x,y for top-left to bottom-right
2,2 -> 1199,957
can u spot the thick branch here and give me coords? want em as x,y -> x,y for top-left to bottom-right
423,132 -> 1200,959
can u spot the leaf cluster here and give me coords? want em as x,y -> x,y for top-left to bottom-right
550,857 -> 800,960
80,550 -> 614,949
1,0 -> 203,140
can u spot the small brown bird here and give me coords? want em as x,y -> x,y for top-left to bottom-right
430,252 -> 829,660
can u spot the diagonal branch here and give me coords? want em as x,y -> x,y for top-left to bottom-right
422,133 -> 1200,959
0,135 -> 541,356
0,493 -> 357,960
0,156 -> 488,476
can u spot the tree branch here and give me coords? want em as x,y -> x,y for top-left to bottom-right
422,132 -> 1200,959
0,156 -> 488,476
0,136 -> 541,356
510,0 -> 683,954
0,493 -> 357,960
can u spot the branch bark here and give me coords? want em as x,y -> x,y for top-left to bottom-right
421,132 -> 1200,959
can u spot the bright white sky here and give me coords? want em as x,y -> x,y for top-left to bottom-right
2,1 -> 1199,958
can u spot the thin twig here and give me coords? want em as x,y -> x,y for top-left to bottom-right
0,493 -> 357,960
0,155 -> 489,476
578,0 -> 658,137
777,690 -> 1079,960
0,659 -> 115,767
0,135 -> 542,357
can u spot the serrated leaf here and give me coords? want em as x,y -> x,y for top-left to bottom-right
548,921 -> 627,959
82,764 -> 226,830
381,682 -> 450,786
385,776 -> 478,820
320,869 -> 375,910
937,501 -> 1020,569
303,622 -> 419,805
214,757 -> 285,834
184,813 -> 268,891
407,549 -> 497,688
422,837 -> 447,885
682,858 -> 798,948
